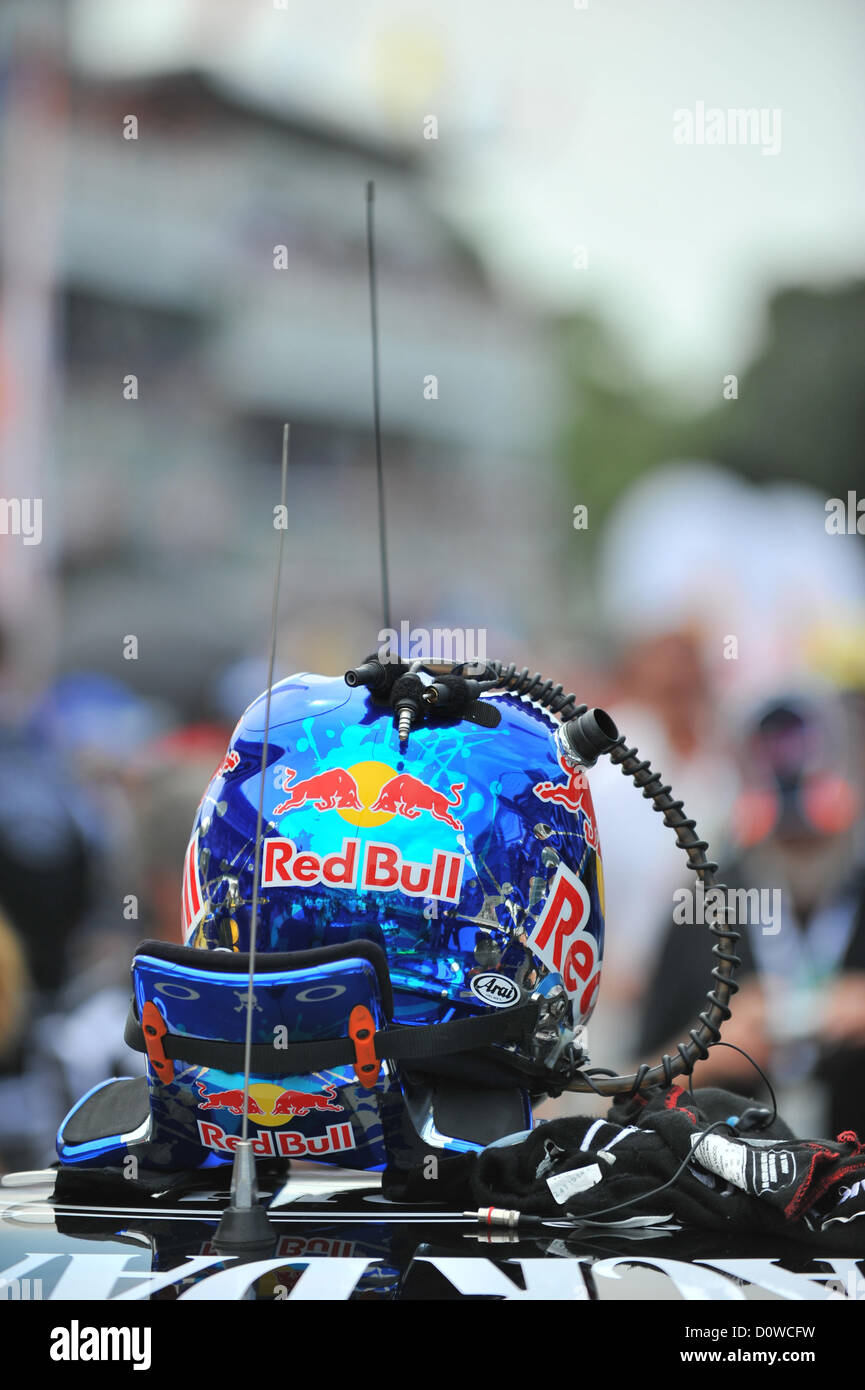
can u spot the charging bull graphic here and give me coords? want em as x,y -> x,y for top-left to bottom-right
370,773 -> 465,831
195,1081 -> 343,1121
533,754 -> 598,850
274,767 -> 364,815
195,1084 -> 264,1116
272,1083 -> 343,1117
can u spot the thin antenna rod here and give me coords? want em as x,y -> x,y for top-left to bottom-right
366,180 -> 391,632
241,422 -> 290,1141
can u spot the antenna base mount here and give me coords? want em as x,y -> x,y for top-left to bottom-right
214,1140 -> 276,1253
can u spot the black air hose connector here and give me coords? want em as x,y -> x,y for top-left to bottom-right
560,707 -> 620,767
344,653 -> 407,698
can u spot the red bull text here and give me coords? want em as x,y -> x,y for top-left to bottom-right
527,861 -> 601,1016
262,835 -> 464,902
197,1120 -> 356,1158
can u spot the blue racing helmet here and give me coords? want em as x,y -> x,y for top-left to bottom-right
57,661 -> 617,1172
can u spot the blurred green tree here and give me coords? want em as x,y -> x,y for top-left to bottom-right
557,281 -> 865,546
695,281 -> 865,495
555,312 -> 681,541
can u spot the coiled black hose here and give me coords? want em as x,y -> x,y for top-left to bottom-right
488,661 -> 740,1097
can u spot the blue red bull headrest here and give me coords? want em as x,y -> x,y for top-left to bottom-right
58,937 -> 534,1171
58,939 -> 395,1170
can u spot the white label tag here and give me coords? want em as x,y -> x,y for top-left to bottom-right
689,1132 -> 748,1188
546,1163 -> 604,1205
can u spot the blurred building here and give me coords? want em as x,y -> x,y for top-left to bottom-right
2,25 -> 565,715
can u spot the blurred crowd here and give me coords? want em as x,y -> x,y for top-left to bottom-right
3,6 -> 865,1177
0,653 -> 234,1170
2,462 -> 865,1171
578,465 -> 865,1139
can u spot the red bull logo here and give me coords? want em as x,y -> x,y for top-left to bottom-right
368,773 -> 464,831
197,1119 -> 356,1159
195,1080 -> 345,1122
262,835 -> 464,902
195,1083 -> 263,1116
533,754 -> 599,850
274,767 -> 363,815
200,1234 -> 358,1259
273,761 -> 465,832
181,831 -> 205,938
527,861 -> 600,1018
271,1082 -> 342,1117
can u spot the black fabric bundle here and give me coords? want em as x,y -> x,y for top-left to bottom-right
383,1085 -> 865,1241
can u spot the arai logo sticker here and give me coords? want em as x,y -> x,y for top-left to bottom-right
470,973 -> 520,1008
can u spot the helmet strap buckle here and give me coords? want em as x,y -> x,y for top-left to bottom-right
349,1005 -> 381,1089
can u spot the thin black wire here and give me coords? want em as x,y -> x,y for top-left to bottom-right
568,1068 -> 618,1100
546,1042 -> 778,1228
366,180 -> 391,633
241,423 -> 289,1142
546,1117 -> 734,1227
706,1040 -> 779,1126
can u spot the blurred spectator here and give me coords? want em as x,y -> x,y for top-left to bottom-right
637,692 -> 865,1140
129,723 -> 231,942
26,673 -> 170,948
34,723 -> 232,1122
0,668 -> 228,1163
0,724 -> 94,997
0,725 -> 95,1168
596,464 -> 865,708
590,625 -> 737,1004
0,912 -> 28,1067
587,462 -> 865,1078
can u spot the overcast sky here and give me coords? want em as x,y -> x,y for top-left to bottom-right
72,0 -> 865,403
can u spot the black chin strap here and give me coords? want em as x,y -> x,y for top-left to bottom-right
124,998 -> 540,1079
